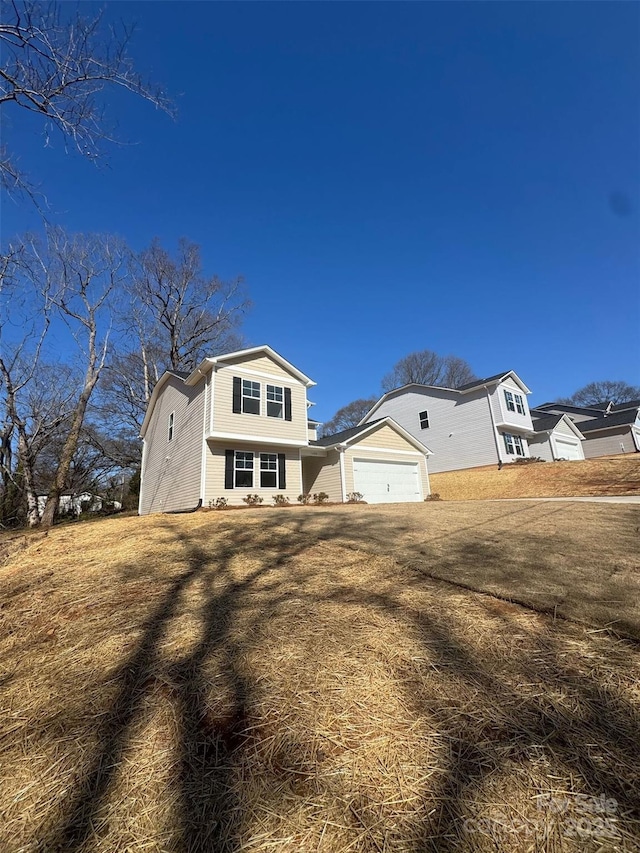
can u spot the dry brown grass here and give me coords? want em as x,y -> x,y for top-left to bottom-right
1,505 -> 639,852
430,455 -> 640,500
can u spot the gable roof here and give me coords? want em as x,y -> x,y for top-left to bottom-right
535,402 -> 604,416
361,370 -> 530,423
185,345 -> 316,388
313,417 -> 432,454
530,410 -> 585,439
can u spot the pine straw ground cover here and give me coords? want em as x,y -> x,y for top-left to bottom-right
429,455 -> 640,501
0,504 -> 639,852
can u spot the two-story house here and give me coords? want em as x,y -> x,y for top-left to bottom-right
360,371 -> 535,473
138,346 -> 432,513
534,401 -> 640,458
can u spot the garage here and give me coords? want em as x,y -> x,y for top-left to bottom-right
353,458 -> 422,503
552,438 -> 583,461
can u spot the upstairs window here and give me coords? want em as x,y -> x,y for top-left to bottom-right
504,390 -> 525,415
266,385 -> 284,418
242,380 -> 261,415
503,433 -> 524,456
419,410 -> 430,429
234,451 -> 254,487
168,411 -> 174,441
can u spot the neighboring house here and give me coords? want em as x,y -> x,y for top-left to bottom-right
528,410 -> 586,461
535,401 -> 640,458
360,371 -> 534,473
37,492 -> 107,517
138,346 -> 432,513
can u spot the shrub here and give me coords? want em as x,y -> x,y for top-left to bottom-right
209,497 -> 228,509
272,494 -> 290,506
297,493 -> 312,505
313,492 -> 329,504
346,492 -> 364,503
512,456 -> 545,465
242,494 -> 264,506
425,492 -> 441,501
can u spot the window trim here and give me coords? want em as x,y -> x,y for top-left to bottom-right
418,410 -> 430,430
266,384 -> 284,419
259,452 -> 278,487
168,411 -> 175,442
234,450 -> 254,487
241,379 -> 261,416
503,432 -> 524,456
504,389 -> 525,416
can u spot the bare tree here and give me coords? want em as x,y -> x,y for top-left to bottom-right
381,349 -> 476,392
321,397 -> 378,437
22,229 -> 128,527
0,1 -> 172,198
559,380 -> 640,407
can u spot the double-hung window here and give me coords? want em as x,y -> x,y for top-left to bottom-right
503,433 -> 524,456
260,453 -> 278,487
418,410 -> 430,429
266,385 -> 284,418
234,451 -> 254,487
504,390 -> 525,415
242,380 -> 261,415
168,411 -> 174,441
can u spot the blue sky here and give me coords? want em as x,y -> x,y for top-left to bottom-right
3,1 -> 639,422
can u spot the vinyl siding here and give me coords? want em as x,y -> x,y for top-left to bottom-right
211,363 -> 308,442
583,428 -> 638,458
492,382 -> 534,432
344,447 -> 428,498
527,433 -> 554,462
554,418 -> 582,438
303,451 -> 342,502
366,388 -> 500,473
355,423 -> 421,452
139,376 -> 205,514
225,353 -> 300,379
205,442 -> 303,505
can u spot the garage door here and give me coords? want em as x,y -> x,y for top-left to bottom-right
353,458 -> 422,504
553,438 -> 583,461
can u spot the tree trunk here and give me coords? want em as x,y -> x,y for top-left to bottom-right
17,430 -> 40,527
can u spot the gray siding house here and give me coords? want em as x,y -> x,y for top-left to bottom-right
361,371 -> 534,473
535,401 -> 640,459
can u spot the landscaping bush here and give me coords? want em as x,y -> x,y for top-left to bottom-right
242,494 -> 264,506
272,495 -> 290,506
209,497 -> 228,509
346,492 -> 364,503
313,492 -> 329,505
297,494 -> 312,505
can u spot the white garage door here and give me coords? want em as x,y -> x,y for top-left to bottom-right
353,458 -> 422,504
553,438 -> 583,461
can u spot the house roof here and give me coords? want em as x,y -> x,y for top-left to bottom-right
530,411 -> 585,439
312,417 -> 432,454
535,402 -> 604,416
578,409 -> 640,433
186,345 -> 316,388
456,370 -> 531,394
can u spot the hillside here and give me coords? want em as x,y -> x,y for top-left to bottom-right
429,454 -> 640,500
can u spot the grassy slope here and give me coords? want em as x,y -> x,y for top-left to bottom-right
1,506 -> 639,852
429,454 -> 640,500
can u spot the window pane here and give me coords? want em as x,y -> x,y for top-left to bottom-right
235,470 -> 253,487
267,385 -> 283,402
260,471 -> 277,488
243,397 -> 260,414
267,401 -> 283,418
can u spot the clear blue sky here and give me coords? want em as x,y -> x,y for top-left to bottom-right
3,1 -> 639,422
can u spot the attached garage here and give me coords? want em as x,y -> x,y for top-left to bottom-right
551,437 -> 583,461
302,417 -> 432,504
353,458 -> 422,503
528,412 -> 585,462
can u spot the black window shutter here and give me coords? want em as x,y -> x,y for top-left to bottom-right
232,377 -> 242,413
225,450 -> 235,489
278,453 -> 286,489
284,387 -> 292,421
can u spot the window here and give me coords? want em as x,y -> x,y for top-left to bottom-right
168,411 -> 174,441
418,410 -> 430,429
260,453 -> 278,487
504,390 -> 525,415
503,433 -> 524,456
234,451 -> 254,487
266,385 -> 284,418
242,380 -> 261,415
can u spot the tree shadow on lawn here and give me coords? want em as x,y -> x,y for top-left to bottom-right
39,510 -> 640,852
